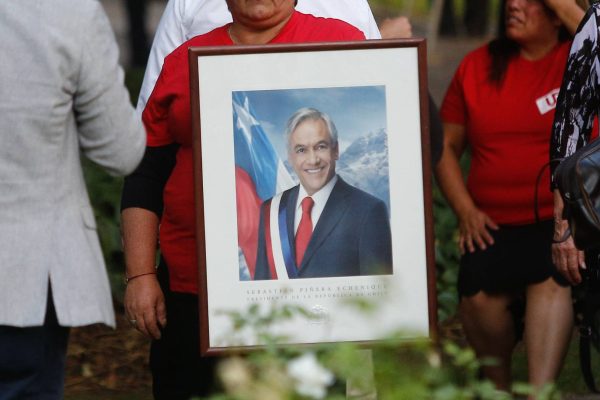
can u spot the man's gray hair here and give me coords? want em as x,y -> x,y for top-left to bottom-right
285,107 -> 338,149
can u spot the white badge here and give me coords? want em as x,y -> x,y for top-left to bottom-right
536,88 -> 560,115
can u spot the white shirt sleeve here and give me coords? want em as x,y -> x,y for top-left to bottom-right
137,0 -> 381,113
296,0 -> 381,39
136,0 -> 232,113
136,0 -> 185,113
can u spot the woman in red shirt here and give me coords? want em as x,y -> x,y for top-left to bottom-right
120,1 -> 366,398
436,0 -> 586,393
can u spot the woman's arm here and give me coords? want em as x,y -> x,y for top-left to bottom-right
434,123 -> 499,254
551,6 -> 598,163
545,0 -> 586,35
378,16 -> 412,39
552,189 -> 586,284
120,144 -> 178,339
121,207 -> 166,339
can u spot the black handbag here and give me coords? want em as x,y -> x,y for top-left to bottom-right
554,138 -> 600,251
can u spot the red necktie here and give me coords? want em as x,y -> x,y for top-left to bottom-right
295,197 -> 314,268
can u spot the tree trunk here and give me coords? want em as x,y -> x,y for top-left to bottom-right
464,0 -> 490,36
439,0 -> 456,37
125,0 -> 149,67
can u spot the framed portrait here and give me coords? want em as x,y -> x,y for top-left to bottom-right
189,39 -> 436,355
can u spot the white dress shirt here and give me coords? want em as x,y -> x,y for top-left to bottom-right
294,175 -> 338,234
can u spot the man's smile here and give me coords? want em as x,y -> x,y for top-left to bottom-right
304,167 -> 324,174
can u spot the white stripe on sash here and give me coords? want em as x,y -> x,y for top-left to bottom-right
269,192 -> 289,280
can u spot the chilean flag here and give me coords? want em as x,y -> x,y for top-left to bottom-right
233,92 -> 294,278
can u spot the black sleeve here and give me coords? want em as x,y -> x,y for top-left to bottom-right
120,143 -> 179,217
550,7 -> 599,184
428,94 -> 443,166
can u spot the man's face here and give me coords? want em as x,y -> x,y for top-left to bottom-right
288,118 -> 338,196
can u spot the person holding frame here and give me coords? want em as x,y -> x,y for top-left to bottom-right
120,1 -> 386,398
435,0 -> 586,394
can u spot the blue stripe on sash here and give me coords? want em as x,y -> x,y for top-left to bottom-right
278,191 -> 298,279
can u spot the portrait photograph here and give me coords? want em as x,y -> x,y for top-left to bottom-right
189,40 -> 436,354
232,86 -> 392,282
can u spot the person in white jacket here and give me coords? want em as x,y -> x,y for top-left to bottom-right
0,1 -> 145,398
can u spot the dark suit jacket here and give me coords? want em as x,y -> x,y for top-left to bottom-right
254,178 -> 393,279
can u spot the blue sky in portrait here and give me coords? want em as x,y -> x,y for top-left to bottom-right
235,86 -> 386,155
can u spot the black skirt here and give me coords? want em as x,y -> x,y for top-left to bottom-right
458,220 -> 568,298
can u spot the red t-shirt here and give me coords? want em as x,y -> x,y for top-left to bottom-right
441,41 -> 570,225
142,11 -> 365,294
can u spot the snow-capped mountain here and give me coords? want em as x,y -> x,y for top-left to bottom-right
282,128 -> 390,209
337,128 -> 390,209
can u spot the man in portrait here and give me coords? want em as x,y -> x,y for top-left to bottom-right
254,107 -> 393,279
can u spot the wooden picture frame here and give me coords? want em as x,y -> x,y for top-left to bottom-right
189,39 -> 436,355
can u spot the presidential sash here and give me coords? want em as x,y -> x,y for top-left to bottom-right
263,191 -> 298,279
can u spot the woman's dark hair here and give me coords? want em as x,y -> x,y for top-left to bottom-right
488,0 -> 571,85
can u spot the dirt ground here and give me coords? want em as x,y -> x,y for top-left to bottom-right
64,304 -> 153,399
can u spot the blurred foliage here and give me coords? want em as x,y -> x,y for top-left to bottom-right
369,0 -> 432,16
124,67 -> 145,106
433,181 -> 460,322
433,153 -> 471,321
368,0 -> 475,18
196,303 -> 559,400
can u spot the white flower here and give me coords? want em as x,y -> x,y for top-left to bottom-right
287,352 -> 335,399
427,350 -> 441,368
218,357 -> 252,393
